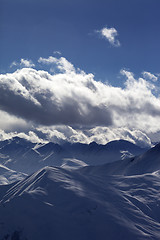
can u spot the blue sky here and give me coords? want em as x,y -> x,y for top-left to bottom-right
0,0 -> 160,146
1,0 -> 160,86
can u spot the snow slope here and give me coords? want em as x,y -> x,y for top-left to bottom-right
0,162 -> 160,239
0,164 -> 27,185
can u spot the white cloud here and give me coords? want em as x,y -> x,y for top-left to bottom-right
53,51 -> 61,55
25,125 -> 152,147
10,61 -> 17,68
86,127 -> 152,147
142,71 -> 158,82
0,129 -> 45,143
10,59 -> 35,68
38,56 -> 75,73
20,59 -> 35,68
98,26 -> 120,47
36,125 -> 89,144
0,125 -> 152,147
38,56 -> 57,65
0,63 -> 112,126
0,110 -> 28,131
17,131 -> 46,143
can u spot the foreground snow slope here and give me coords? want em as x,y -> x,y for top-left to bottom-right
0,164 -> 160,240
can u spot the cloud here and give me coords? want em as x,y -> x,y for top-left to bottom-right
0,63 -> 113,126
36,125 -> 89,145
10,59 -> 35,68
53,51 -> 61,55
10,61 -> 17,68
0,129 -> 45,143
142,71 -> 158,82
98,26 -> 120,47
20,59 -> 35,68
1,56 -> 160,144
0,110 -> 28,132
38,56 -> 75,73
86,127 -> 152,147
0,126 -> 152,148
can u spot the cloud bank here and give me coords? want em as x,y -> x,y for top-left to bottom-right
1,56 -> 160,129
1,55 -> 160,146
0,126 -> 152,148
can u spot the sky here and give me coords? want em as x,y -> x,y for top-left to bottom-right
0,0 -> 160,146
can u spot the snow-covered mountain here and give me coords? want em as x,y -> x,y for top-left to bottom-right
1,162 -> 160,240
0,137 -> 148,174
81,142 -> 160,176
0,142 -> 160,239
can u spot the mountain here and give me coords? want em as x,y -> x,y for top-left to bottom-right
0,142 -> 160,239
81,142 -> 160,176
0,164 -> 160,240
0,137 -> 149,174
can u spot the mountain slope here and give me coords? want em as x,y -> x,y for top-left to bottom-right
80,142 -> 160,176
0,165 -> 160,240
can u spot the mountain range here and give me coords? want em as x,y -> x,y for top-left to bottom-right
0,137 -> 148,174
0,137 -> 160,239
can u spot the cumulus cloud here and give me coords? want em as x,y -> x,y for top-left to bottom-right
98,26 -> 120,47
10,59 -> 35,68
142,71 -> 158,82
0,63 -> 112,126
1,56 -> 160,146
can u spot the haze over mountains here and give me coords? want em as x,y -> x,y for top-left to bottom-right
0,138 -> 160,239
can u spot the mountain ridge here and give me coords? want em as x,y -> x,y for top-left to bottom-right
0,137 -> 149,174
